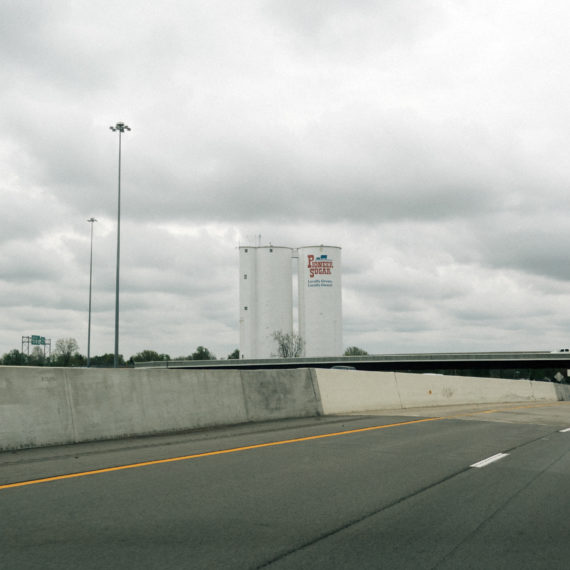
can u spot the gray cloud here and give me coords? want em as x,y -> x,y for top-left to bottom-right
2,1 -> 570,359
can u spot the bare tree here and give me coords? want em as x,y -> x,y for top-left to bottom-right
272,330 -> 305,358
53,337 -> 80,366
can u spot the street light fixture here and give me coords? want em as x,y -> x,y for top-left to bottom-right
110,121 -> 131,368
87,217 -> 97,367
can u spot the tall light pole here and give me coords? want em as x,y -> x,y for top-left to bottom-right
110,122 -> 131,368
87,217 -> 97,367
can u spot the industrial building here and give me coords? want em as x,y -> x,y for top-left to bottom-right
239,246 -> 294,360
239,244 -> 342,359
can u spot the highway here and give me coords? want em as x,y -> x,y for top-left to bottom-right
1,402 -> 569,569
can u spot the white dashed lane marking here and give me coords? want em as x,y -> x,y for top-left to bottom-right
470,453 -> 509,468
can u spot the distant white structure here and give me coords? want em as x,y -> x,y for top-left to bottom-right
239,246 -> 293,359
239,244 -> 342,359
297,245 -> 342,358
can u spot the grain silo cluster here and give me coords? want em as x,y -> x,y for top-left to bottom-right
239,244 -> 342,359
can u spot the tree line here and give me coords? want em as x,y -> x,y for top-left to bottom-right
1,333 -> 369,367
0,338 -> 240,367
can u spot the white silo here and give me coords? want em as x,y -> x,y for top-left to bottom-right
297,245 -> 342,357
239,246 -> 293,358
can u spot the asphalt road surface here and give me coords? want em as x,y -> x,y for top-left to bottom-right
1,401 -> 569,569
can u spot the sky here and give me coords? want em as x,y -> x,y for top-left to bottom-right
1,0 -> 569,360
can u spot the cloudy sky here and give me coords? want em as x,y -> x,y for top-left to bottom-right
1,0 -> 569,360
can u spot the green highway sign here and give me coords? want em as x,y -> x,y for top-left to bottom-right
30,335 -> 46,346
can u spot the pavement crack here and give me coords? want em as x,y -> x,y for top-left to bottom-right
429,444 -> 569,570
257,426 -> 568,569
255,466 -> 472,569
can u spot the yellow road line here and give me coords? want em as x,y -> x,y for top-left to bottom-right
1,401 -> 566,491
0,417 -> 441,491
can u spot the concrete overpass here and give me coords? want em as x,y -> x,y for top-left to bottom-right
134,350 -> 570,378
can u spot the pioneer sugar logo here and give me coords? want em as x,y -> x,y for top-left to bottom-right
307,254 -> 334,278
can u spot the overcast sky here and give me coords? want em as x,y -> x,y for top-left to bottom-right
1,0 -> 569,360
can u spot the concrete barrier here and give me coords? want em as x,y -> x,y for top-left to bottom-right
0,366 -> 321,451
66,368 -> 250,443
313,369 -> 569,414
394,373 -> 537,408
240,369 -> 322,421
315,369 -> 402,413
1,366 -> 568,451
1,367 -> 75,451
